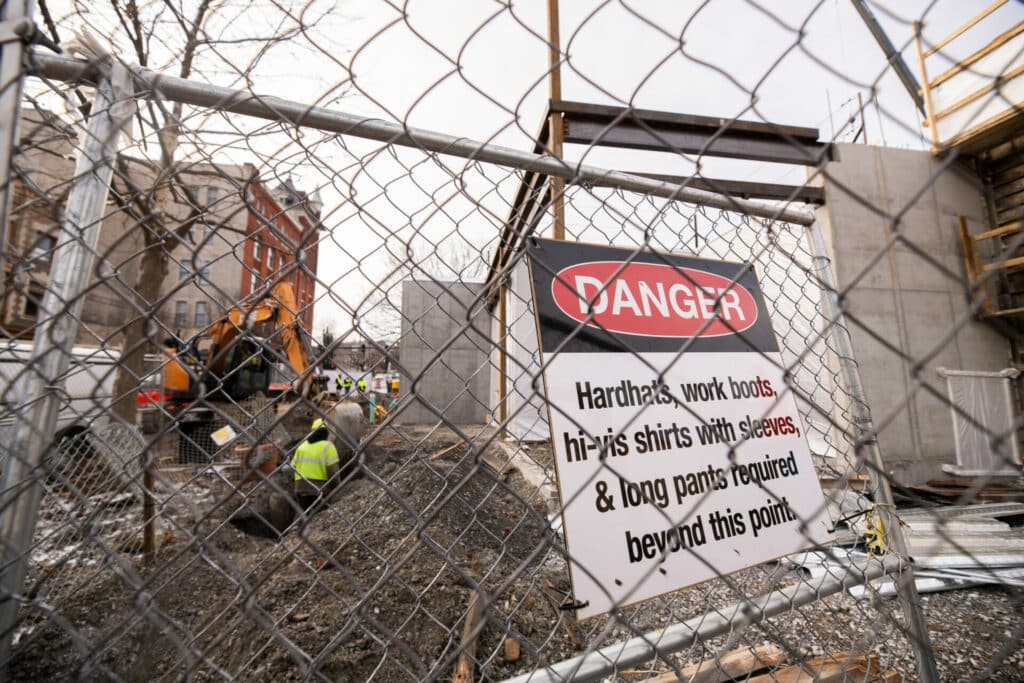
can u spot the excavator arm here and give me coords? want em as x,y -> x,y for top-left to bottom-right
261,282 -> 318,398
164,282 -> 316,402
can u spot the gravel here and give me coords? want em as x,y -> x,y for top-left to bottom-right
9,426 -> 1023,681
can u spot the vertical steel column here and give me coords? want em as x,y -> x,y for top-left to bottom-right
0,0 -> 36,285
805,220 -> 939,683
0,72 -> 127,664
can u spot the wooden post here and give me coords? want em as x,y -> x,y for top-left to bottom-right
142,454 -> 155,559
913,21 -> 939,150
498,283 -> 508,438
547,0 -> 566,240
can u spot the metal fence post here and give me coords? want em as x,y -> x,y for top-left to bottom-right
0,0 -> 36,280
805,220 -> 940,683
0,71 -> 127,664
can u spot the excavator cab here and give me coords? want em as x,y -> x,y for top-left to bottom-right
162,338 -> 203,402
161,282 -> 313,407
218,337 -> 271,401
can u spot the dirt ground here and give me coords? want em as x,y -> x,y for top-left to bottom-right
9,425 -> 1024,681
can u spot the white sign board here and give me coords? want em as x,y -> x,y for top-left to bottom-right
527,239 -> 832,619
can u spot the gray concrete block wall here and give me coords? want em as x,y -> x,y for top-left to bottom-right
815,143 -> 1010,485
398,279 -> 493,425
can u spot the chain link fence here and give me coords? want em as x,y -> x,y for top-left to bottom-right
1,1 -> 1023,681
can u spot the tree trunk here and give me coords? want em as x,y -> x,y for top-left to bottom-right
111,240 -> 170,424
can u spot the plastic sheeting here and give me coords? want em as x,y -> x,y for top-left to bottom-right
939,368 -> 1021,475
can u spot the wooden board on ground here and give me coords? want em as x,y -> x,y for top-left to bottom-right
747,652 -> 900,683
819,472 -> 872,493
428,440 -> 466,461
452,591 -> 484,683
645,644 -> 786,683
914,479 -> 1024,503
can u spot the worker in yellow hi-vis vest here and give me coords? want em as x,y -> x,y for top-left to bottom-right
357,377 -> 367,394
291,418 -> 339,511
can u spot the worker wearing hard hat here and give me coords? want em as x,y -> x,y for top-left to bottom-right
291,418 -> 340,511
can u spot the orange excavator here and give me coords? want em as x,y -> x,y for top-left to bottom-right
162,282 -> 322,405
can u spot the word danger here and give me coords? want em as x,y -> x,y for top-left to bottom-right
551,261 -> 758,337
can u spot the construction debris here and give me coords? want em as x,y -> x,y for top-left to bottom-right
905,478 -> 1024,504
747,652 -> 899,682
503,637 -> 520,663
646,644 -> 785,683
788,501 -> 1024,596
643,647 -> 902,683
452,590 -> 484,683
428,440 -> 466,461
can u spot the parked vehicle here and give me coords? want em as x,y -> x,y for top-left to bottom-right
0,341 -> 163,462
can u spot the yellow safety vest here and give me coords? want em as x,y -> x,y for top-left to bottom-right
357,379 -> 367,391
292,439 -> 339,482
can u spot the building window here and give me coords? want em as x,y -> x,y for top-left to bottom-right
253,241 -> 262,262
250,272 -> 261,292
174,300 -> 188,328
179,260 -> 210,280
194,301 -> 209,328
23,289 -> 41,317
28,233 -> 55,266
189,223 -> 213,246
207,186 -> 219,204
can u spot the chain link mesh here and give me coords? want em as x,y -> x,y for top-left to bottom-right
1,1 -> 1023,681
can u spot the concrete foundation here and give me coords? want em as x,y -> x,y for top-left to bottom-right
398,280 -> 492,425
815,143 -> 1011,485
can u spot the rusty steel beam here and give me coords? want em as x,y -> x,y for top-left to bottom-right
850,0 -> 927,116
586,173 -> 826,205
552,100 -> 833,166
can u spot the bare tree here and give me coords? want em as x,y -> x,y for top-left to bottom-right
358,239 -> 492,342
97,0 -> 221,423
97,0 -> 334,423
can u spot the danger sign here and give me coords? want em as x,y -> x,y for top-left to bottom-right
527,239 -> 831,619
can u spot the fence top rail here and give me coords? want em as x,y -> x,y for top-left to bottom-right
26,51 -> 817,227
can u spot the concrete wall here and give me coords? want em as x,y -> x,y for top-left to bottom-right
398,280 -> 492,425
816,143 -> 1011,485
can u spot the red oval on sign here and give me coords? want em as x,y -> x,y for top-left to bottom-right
550,261 -> 759,338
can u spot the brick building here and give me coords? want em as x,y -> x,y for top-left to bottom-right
240,177 -> 322,332
2,109 -> 323,346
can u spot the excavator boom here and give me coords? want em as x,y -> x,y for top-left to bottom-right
163,282 -> 316,403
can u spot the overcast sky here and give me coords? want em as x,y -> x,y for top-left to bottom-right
41,0 -> 1024,338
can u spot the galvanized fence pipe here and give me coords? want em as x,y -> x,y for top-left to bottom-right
501,555 -> 904,683
0,1 -> 36,283
0,72 -> 126,662
26,52 -> 816,227
804,220 -> 940,683
5,3 -> 1023,678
